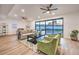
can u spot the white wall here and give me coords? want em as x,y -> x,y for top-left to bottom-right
63,12 -> 79,38
54,12 -> 79,38
1,11 -> 79,38
30,11 -> 79,38
0,18 -> 27,35
30,20 -> 35,30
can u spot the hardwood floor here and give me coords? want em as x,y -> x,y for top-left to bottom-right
60,38 -> 79,55
0,35 -> 79,55
0,35 -> 38,55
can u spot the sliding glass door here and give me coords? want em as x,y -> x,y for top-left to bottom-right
35,18 -> 63,36
40,21 -> 45,35
54,19 -> 63,34
46,20 -> 54,34
35,22 -> 40,31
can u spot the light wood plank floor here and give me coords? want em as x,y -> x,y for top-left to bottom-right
0,35 -> 79,55
60,38 -> 79,55
0,35 -> 38,55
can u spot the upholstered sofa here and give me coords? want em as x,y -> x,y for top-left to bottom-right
17,28 -> 35,40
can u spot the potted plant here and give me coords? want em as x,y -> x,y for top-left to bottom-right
70,30 -> 79,41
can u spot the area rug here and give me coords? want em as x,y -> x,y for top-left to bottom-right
18,39 -> 44,55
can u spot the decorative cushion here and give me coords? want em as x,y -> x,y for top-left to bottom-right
41,39 -> 52,43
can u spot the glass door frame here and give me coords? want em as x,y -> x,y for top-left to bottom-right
35,17 -> 64,36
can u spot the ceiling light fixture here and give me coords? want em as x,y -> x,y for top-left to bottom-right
46,11 -> 50,14
21,9 -> 25,12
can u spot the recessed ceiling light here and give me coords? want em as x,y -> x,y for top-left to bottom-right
21,9 -> 25,12
14,14 -> 17,17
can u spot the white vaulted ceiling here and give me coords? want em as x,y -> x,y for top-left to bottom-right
0,4 -> 79,20
0,4 -> 14,19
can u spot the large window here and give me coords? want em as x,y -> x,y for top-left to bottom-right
54,19 -> 63,34
35,18 -> 63,36
35,22 -> 40,31
40,21 -> 45,35
46,20 -> 54,34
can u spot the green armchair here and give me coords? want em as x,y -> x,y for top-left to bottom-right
37,34 -> 61,55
